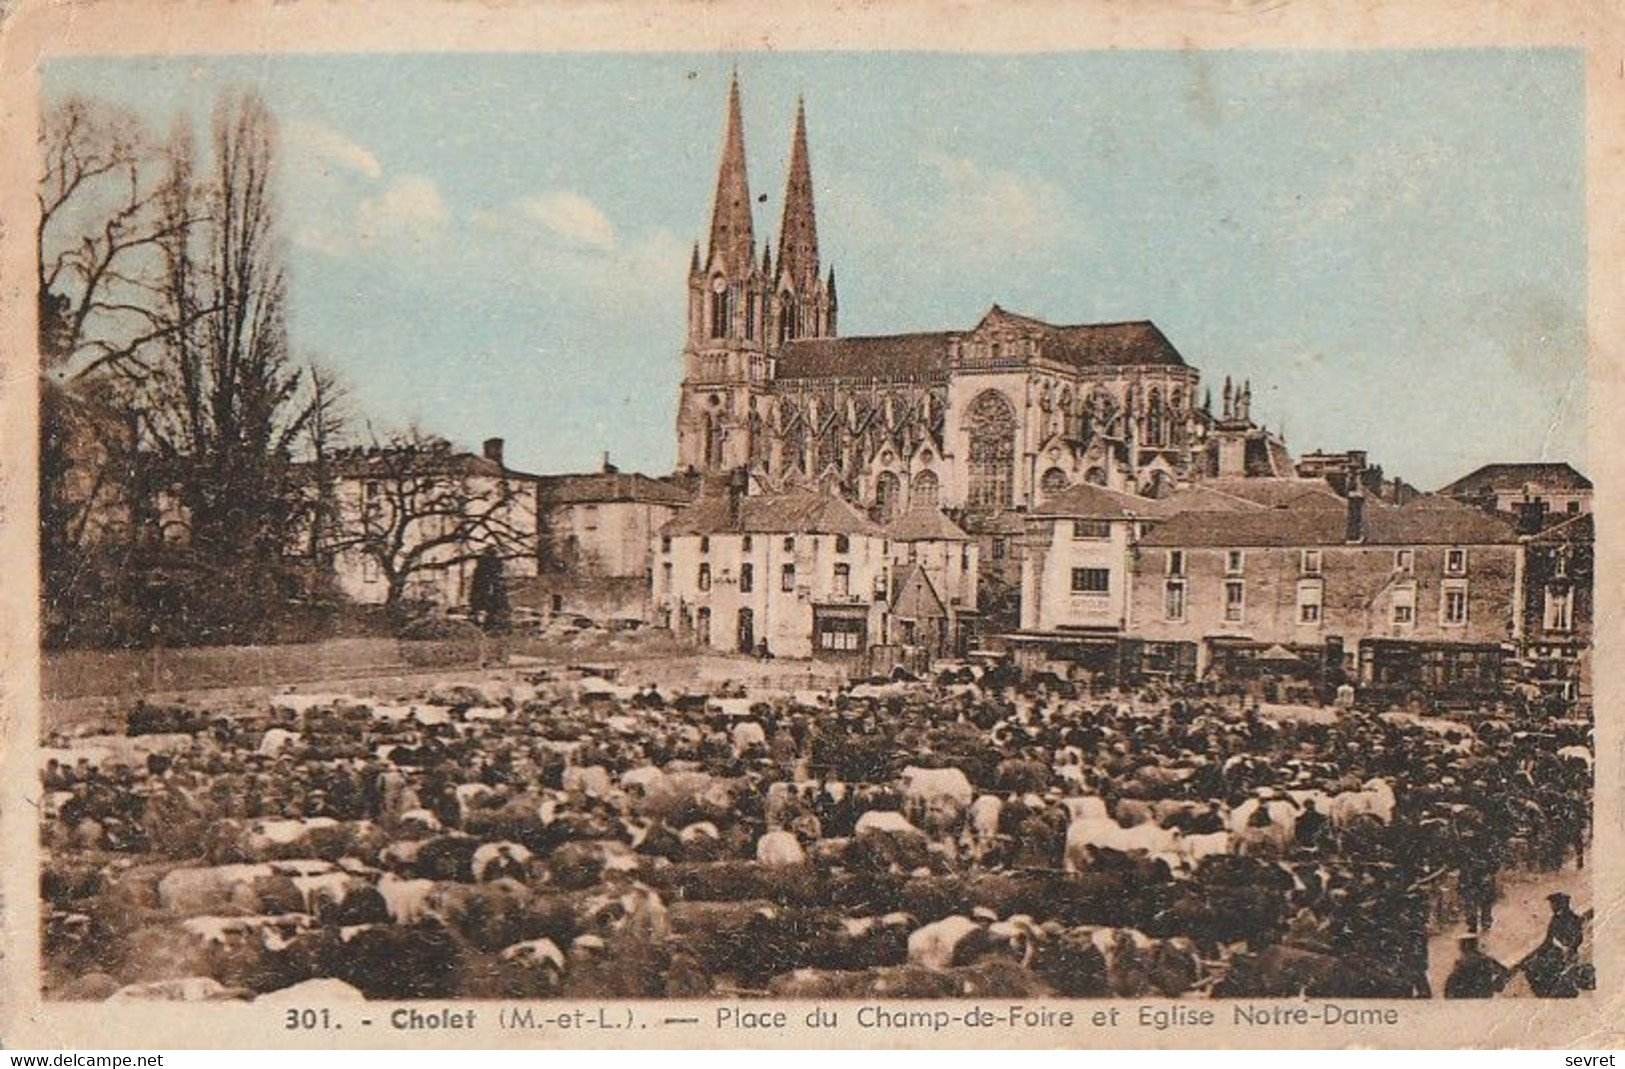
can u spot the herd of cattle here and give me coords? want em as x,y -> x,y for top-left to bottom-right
39,664 -> 1594,1001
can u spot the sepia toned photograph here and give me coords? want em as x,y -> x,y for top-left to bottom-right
2,0 -> 1620,1051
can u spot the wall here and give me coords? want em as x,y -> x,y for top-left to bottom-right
330,475 -> 538,608
654,530 -> 889,659
1128,541 -> 1520,651
1020,516 -> 1135,632
890,538 -> 979,613
1522,538 -> 1593,650
545,500 -> 676,579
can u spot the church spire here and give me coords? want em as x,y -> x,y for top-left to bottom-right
707,72 -> 755,275
777,96 -> 820,292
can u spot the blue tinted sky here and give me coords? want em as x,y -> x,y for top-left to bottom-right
44,50 -> 1585,489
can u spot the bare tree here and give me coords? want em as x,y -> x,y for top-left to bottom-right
36,98 -> 174,645
338,429 -> 534,615
37,98 -> 197,384
127,93 -> 316,640
295,359 -> 352,597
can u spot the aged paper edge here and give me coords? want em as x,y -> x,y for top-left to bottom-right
0,0 -> 1621,1050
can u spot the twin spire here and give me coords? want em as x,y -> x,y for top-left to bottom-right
707,74 -> 756,275
703,74 -> 825,298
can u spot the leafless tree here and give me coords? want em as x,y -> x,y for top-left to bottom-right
138,95 -> 314,572
37,98 -> 175,644
37,98 -> 198,385
295,359 -> 352,596
338,428 -> 534,614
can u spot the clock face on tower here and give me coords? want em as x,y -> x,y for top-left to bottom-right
711,276 -> 727,294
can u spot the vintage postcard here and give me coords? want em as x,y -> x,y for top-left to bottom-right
0,0 -> 1620,1051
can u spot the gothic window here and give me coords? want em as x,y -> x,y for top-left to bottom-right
745,293 -> 757,340
788,423 -> 807,475
1040,467 -> 1070,499
701,413 -> 720,468
1084,389 -> 1116,442
1146,388 -> 1164,447
875,470 -> 902,521
910,470 -> 940,509
966,390 -> 1017,510
778,293 -> 797,345
748,411 -> 764,463
1085,466 -> 1108,486
709,283 -> 733,339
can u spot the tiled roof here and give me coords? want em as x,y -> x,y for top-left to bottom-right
890,562 -> 947,619
773,308 -> 1188,380
1195,477 -> 1343,510
886,508 -> 971,542
977,307 -> 1188,369
1402,493 -> 1479,512
661,488 -> 886,537
1033,482 -> 1171,519
775,332 -> 955,380
1528,511 -> 1594,544
317,449 -> 542,482
1154,485 -> 1266,514
1141,496 -> 1519,548
958,510 -> 1027,535
540,472 -> 694,507
1439,462 -> 1592,495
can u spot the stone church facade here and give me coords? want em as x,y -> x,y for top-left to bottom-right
676,78 -> 1270,519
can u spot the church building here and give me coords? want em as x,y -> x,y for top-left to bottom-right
675,77 -> 1279,520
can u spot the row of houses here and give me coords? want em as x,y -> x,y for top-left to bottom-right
301,435 -> 1588,699
647,462 -> 1593,701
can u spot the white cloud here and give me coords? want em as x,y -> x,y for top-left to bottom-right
284,120 -> 382,180
584,227 -> 687,304
355,175 -> 449,248
922,152 -> 1070,260
474,190 -> 619,252
1276,140 -> 1458,243
518,191 -> 617,251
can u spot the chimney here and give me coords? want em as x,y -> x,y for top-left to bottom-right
601,451 -> 618,474
482,437 -> 505,467
1517,498 -> 1547,536
1344,488 -> 1365,544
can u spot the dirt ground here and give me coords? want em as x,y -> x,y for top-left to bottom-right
1426,862 -> 1593,996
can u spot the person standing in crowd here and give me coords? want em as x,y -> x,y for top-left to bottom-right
1458,842 -> 1500,934
1521,892 -> 1588,998
1445,936 -> 1510,998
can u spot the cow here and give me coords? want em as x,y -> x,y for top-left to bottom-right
472,841 -> 535,883
756,830 -> 807,868
1330,778 -> 1397,828
732,721 -> 768,756
906,915 -> 990,969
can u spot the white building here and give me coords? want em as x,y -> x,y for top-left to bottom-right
654,486 -> 890,659
310,438 -> 541,611
1018,482 -> 1168,639
885,508 -> 980,657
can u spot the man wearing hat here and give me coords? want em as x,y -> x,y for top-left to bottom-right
1444,935 -> 1511,998
1544,892 -> 1584,953
1521,893 -> 1587,997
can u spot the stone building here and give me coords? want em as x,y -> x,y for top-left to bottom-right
674,76 -> 1253,520
1129,491 -> 1522,696
315,438 -> 541,611
653,485 -> 891,659
1518,505 -> 1593,700
530,458 -> 695,621
1015,483 -> 1169,665
884,508 -> 980,658
1440,461 -> 1592,517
